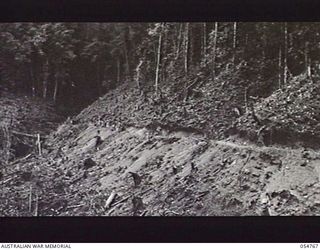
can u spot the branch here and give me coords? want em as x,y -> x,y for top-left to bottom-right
9,153 -> 32,165
11,130 -> 38,138
28,185 -> 32,213
106,195 -> 132,216
66,203 -> 86,210
11,130 -> 48,139
2,177 -> 14,184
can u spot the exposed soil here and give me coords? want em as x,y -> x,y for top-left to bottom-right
2,73 -> 320,216
2,120 -> 320,216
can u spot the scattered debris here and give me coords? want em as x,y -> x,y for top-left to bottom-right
2,72 -> 320,216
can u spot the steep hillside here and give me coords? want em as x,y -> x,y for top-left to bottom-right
3,118 -> 320,216
4,22 -> 320,217
2,73 -> 320,216
72,66 -> 248,140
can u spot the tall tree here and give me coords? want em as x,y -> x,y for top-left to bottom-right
284,22 -> 288,85
155,23 -> 164,97
203,23 -> 207,58
212,22 -> 219,79
184,23 -> 190,75
42,58 -> 49,99
233,22 -> 237,65
278,45 -> 282,89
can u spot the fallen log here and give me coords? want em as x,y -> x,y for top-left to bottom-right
106,187 -> 154,215
106,195 -> 132,216
105,190 -> 116,209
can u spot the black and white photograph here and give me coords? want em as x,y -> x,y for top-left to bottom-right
1,22 -> 320,218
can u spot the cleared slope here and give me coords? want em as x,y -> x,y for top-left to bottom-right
2,120 -> 320,216
3,73 -> 320,216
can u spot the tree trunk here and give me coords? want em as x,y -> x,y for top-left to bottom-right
233,22 -> 237,66
184,23 -> 189,75
123,28 -> 130,80
278,45 -> 282,89
189,24 -> 194,69
2,124 -> 11,164
124,46 -> 129,79
30,65 -> 36,97
175,23 -> 183,61
308,58 -> 312,78
155,23 -> 163,97
244,87 -> 248,113
172,25 -> 178,56
212,22 -> 218,79
136,59 -> 143,91
97,61 -> 101,96
53,70 -> 59,103
305,41 -> 311,78
262,23 -> 267,61
284,22 -> 288,85
203,23 -> 207,58
42,59 -> 49,99
117,57 -> 121,84
162,25 -> 168,82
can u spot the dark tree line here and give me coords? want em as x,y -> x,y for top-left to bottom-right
1,22 -> 320,110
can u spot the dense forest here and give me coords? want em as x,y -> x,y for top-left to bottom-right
1,22 -> 320,110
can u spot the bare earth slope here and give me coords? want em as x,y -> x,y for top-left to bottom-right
2,74 -> 320,216
2,116 -> 320,216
